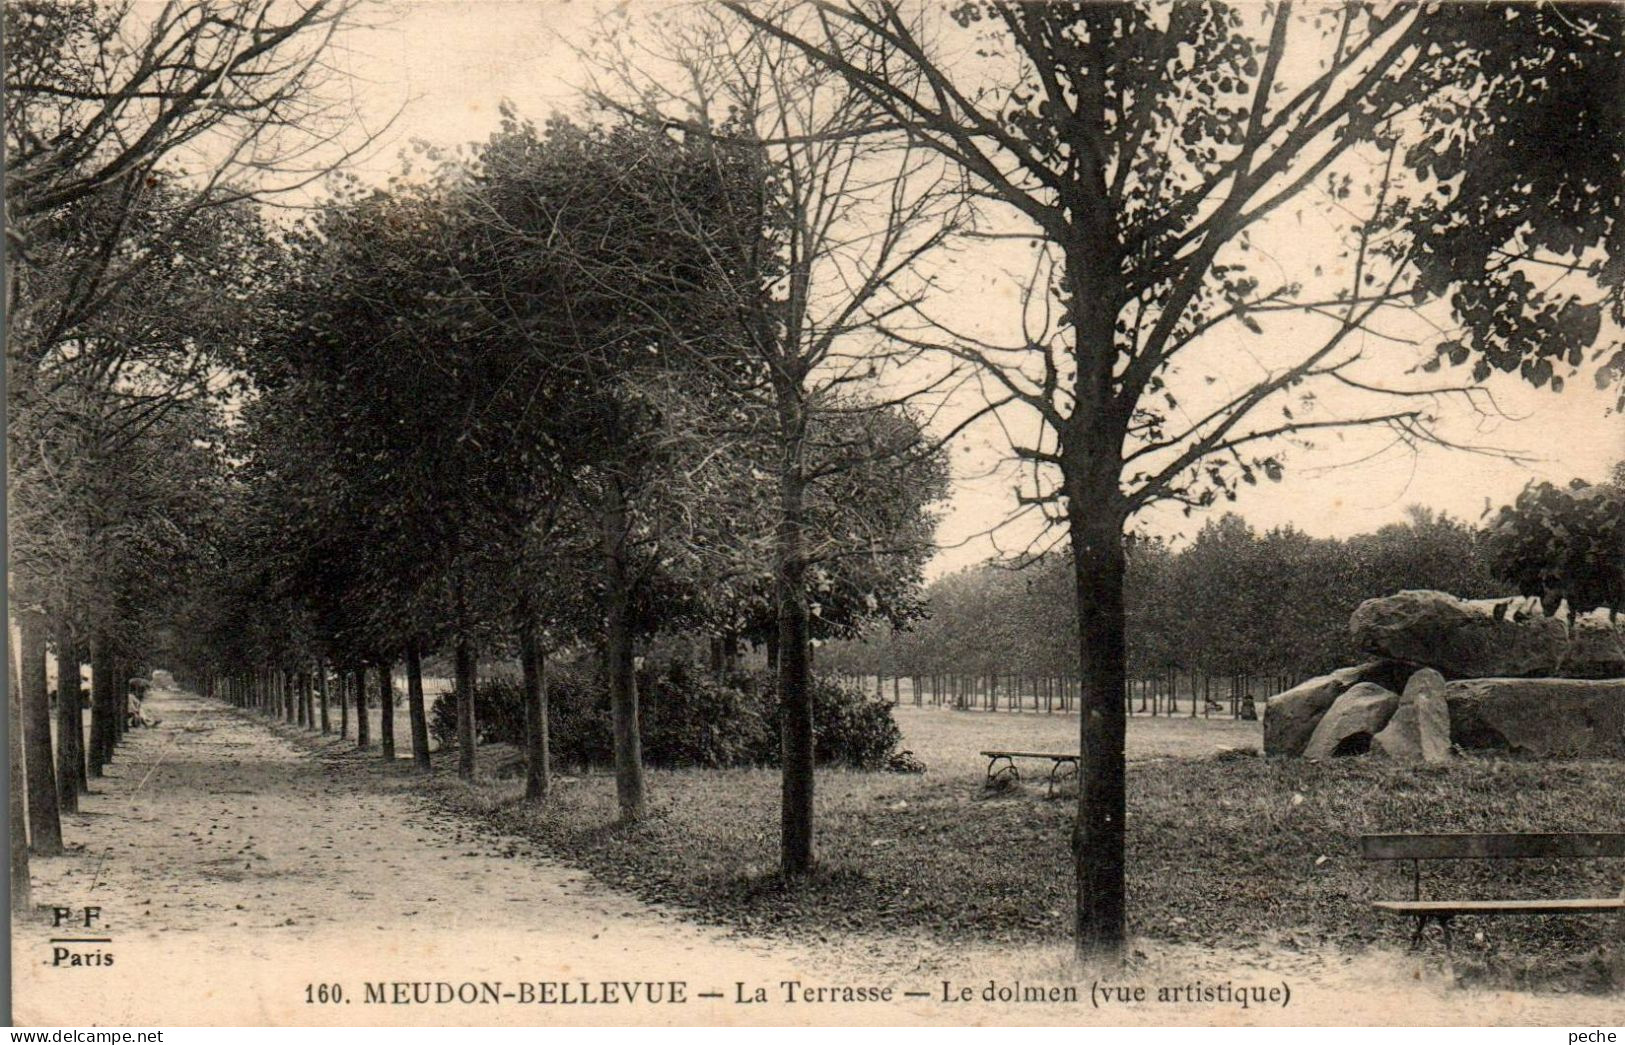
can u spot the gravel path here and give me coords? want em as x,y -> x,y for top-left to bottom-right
12,686 -> 1620,1026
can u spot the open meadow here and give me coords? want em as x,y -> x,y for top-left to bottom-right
428,704 -> 1624,995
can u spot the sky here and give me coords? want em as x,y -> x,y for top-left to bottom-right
318,0 -> 1625,577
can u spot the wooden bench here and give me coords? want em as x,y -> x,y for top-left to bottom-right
981,750 -> 1077,797
1359,832 -> 1625,951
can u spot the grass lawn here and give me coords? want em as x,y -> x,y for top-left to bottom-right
426,705 -> 1624,994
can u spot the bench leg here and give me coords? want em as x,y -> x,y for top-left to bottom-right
1408,914 -> 1456,953
1047,759 -> 1077,799
985,756 -> 1017,787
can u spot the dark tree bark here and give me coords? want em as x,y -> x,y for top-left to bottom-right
89,636 -> 116,776
377,661 -> 395,762
602,481 -> 645,821
353,666 -> 370,749
111,657 -> 127,747
776,469 -> 815,877
54,631 -> 83,811
20,615 -> 63,855
317,659 -> 330,734
454,635 -> 477,780
338,668 -> 349,738
1065,467 -> 1129,959
9,632 -> 30,913
405,643 -> 431,772
519,621 -> 550,802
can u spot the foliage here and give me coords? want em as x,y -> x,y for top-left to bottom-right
430,662 -> 900,770
827,508 -> 1501,682
1404,5 -> 1624,407
1488,477 -> 1625,617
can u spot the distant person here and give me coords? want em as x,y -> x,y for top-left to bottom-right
127,679 -> 159,729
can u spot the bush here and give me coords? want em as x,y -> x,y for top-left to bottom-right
642,661 -> 774,768
428,664 -> 611,770
429,660 -> 900,770
779,672 -> 902,769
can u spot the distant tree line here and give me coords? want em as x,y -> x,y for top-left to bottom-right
822,498 -> 1615,696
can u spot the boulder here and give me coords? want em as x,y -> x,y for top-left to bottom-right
1558,613 -> 1625,679
1371,668 -> 1452,763
1445,678 -> 1625,758
1263,661 -> 1412,757
1465,596 -> 1625,679
1302,682 -> 1400,759
1351,590 -> 1568,679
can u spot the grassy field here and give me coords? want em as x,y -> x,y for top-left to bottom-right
422,704 -> 1625,994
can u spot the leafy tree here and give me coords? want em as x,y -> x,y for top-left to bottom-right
1488,477 -> 1624,618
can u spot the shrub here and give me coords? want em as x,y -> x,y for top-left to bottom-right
428,663 -> 611,770
429,660 -> 901,770
792,672 -> 903,769
642,661 -> 774,768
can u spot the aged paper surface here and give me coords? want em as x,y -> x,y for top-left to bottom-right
8,0 -> 1623,1028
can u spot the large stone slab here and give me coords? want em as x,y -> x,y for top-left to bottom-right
1263,661 -> 1412,757
1372,668 -> 1452,763
1302,682 -> 1400,759
1351,590 -> 1577,679
1445,677 -> 1625,758
1560,613 -> 1625,679
1464,596 -> 1625,679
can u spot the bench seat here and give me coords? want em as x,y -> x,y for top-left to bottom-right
979,750 -> 1076,760
1373,897 -> 1624,916
980,751 -> 1078,797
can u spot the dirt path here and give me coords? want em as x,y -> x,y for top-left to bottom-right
13,686 -> 1621,1026
12,687 -> 873,1025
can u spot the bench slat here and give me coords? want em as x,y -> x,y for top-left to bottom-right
981,751 -> 1077,761
1360,832 -> 1625,861
1374,898 -> 1625,915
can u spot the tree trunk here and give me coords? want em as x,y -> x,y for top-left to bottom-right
519,622 -> 550,802
113,658 -> 128,746
1066,471 -> 1129,961
603,481 -> 644,820
353,666 -> 370,749
454,635 -> 476,780
88,637 -> 116,776
20,615 -> 63,855
10,629 -> 31,913
776,464 -> 815,878
377,662 -> 395,761
406,643 -> 430,771
55,632 -> 83,811
317,659 -> 330,734
339,669 -> 349,738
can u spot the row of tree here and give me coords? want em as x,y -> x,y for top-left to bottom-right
825,505 -> 1502,684
7,0 -> 956,908
185,109 -> 949,835
9,1 -> 1622,966
6,0 -> 373,912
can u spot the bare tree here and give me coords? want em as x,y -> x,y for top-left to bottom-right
724,1 -> 1616,956
584,0 -> 970,875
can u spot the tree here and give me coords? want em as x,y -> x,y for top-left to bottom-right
731,1 -> 1624,958
585,0 -> 963,871
1488,476 -> 1624,618
5,0 -> 375,891
465,113 -> 782,820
